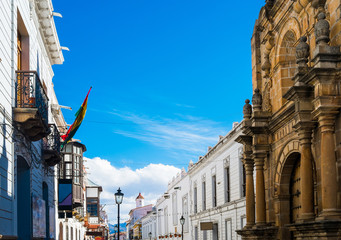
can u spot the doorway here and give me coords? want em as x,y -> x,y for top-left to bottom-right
17,156 -> 31,239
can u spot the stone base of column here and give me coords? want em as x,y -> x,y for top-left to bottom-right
297,212 -> 315,222
317,209 -> 341,220
288,220 -> 341,240
236,224 -> 278,240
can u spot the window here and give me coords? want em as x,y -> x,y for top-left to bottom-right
213,224 -> 218,240
241,216 -> 246,229
225,167 -> 230,202
194,187 -> 198,213
172,192 -> 178,225
225,220 -> 232,240
164,207 -> 168,234
242,165 -> 246,197
182,195 -> 189,232
203,230 -> 207,240
194,226 -> 198,240
202,181 -> 206,211
158,211 -> 161,234
212,175 -> 217,207
87,198 -> 98,217
17,32 -> 22,70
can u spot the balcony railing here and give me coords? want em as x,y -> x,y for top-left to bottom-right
43,124 -> 61,152
43,124 -> 62,166
16,71 -> 48,126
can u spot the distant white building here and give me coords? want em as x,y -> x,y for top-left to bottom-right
126,193 -> 153,240
189,123 -> 246,240
153,169 -> 191,240
141,209 -> 157,240
144,123 -> 246,240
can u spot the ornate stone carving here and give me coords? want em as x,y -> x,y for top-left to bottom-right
262,81 -> 272,113
312,0 -> 326,10
296,36 -> 310,68
315,12 -> 330,45
265,0 -> 274,11
261,54 -> 271,77
252,89 -> 263,112
243,99 -> 252,119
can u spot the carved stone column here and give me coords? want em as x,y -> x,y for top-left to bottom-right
245,158 -> 255,227
254,152 -> 267,225
237,100 -> 256,227
237,133 -> 255,228
297,124 -> 315,220
311,12 -> 341,219
319,113 -> 339,217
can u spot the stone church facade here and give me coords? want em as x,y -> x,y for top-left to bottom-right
236,0 -> 341,239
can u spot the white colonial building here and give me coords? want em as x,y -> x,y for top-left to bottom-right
0,0 -> 67,239
153,169 -> 191,240
189,123 -> 246,240
142,123 -> 246,240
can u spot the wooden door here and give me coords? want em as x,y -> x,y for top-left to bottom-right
290,158 -> 301,223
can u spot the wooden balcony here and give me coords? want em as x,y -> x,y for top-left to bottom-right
43,124 -> 62,166
14,71 -> 49,141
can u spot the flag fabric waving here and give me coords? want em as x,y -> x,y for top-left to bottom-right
61,87 -> 92,149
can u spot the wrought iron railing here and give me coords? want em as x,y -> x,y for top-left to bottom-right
16,71 -> 48,125
43,124 -> 61,153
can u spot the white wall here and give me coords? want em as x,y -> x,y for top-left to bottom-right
154,170 -> 191,240
189,124 -> 246,240
150,124 -> 246,240
0,0 -> 64,237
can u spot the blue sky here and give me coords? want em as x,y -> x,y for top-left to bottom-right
52,0 -> 264,222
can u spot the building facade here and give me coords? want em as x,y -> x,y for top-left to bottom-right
153,169 -> 190,240
143,123 -> 246,240
189,123 -> 246,240
126,193 -> 153,240
0,0 -> 65,239
237,0 -> 341,239
57,141 -> 87,240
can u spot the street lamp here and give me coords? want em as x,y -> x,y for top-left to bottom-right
180,215 -> 185,240
115,188 -> 124,240
149,231 -> 152,240
114,225 -> 118,240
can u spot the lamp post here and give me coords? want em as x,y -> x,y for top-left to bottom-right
149,231 -> 152,240
180,216 -> 185,240
115,188 -> 124,240
114,225 -> 118,240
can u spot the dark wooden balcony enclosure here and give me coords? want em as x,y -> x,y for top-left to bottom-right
14,71 -> 49,141
43,124 -> 62,166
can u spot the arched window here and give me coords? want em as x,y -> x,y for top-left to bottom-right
273,30 -> 297,111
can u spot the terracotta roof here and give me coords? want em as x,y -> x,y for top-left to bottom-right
136,192 -> 144,200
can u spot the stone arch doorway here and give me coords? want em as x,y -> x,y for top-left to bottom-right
289,153 -> 301,223
275,151 -> 301,239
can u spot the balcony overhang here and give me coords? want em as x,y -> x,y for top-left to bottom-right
13,108 -> 50,141
43,149 -> 61,166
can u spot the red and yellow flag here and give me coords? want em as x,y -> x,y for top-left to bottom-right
61,87 -> 92,149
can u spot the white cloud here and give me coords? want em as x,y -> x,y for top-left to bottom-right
84,156 -> 181,224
